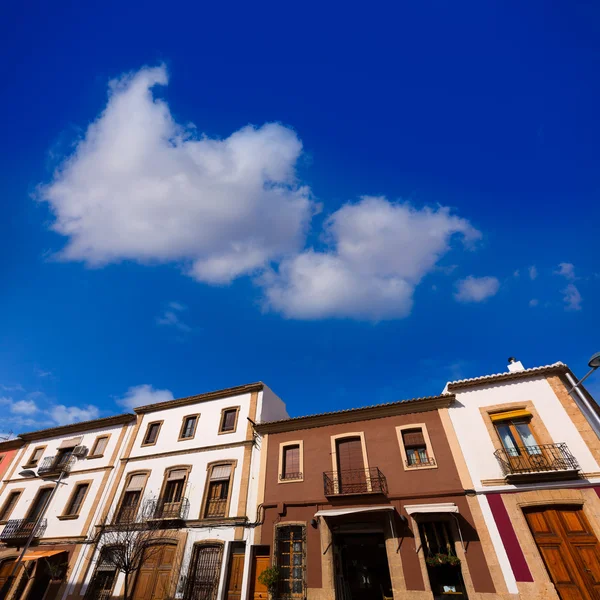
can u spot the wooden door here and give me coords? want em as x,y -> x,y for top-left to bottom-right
249,555 -> 269,600
525,506 -> 600,600
132,544 -> 176,600
225,553 -> 245,600
336,437 -> 365,493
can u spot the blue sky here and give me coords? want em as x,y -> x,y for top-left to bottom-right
1,1 -> 599,432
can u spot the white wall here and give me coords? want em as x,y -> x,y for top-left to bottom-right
258,385 -> 289,423
448,375 -> 600,487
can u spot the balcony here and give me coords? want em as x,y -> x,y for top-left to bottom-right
148,497 -> 190,521
494,443 -> 580,482
323,467 -> 388,496
0,518 -> 47,543
37,454 -> 76,477
279,472 -> 303,482
405,457 -> 436,468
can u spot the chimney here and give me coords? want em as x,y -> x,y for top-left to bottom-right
507,357 -> 525,373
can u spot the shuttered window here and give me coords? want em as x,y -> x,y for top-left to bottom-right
27,447 -> 44,466
116,474 -> 147,523
180,415 -> 198,440
0,491 -> 21,522
91,436 -> 109,457
65,483 -> 89,516
336,437 -> 364,472
143,422 -> 161,445
282,445 -> 301,479
402,428 -> 429,466
219,408 -> 238,433
204,465 -> 232,518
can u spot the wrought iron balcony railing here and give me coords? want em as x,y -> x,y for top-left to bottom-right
37,454 -> 76,476
148,497 -> 190,521
323,467 -> 388,496
279,472 -> 303,481
494,443 -> 580,477
405,457 -> 436,468
0,518 -> 47,541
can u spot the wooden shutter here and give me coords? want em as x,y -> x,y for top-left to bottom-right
402,429 -> 425,448
126,474 -> 147,491
222,410 -> 237,431
336,437 -> 364,471
283,446 -> 300,476
68,484 -> 89,515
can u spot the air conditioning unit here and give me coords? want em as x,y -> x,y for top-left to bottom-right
72,445 -> 88,458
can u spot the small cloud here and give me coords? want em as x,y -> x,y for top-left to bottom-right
0,384 -> 25,392
156,301 -> 192,333
528,266 -> 538,280
49,404 -> 101,426
529,299 -> 539,307
562,283 -> 582,311
115,384 -> 174,411
454,276 -> 500,303
34,367 -> 53,378
10,399 -> 39,415
556,262 -> 576,280
513,270 -> 520,277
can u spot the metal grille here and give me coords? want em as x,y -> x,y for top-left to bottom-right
148,496 -> 190,520
494,443 -> 580,476
37,454 -> 75,476
405,457 -> 436,468
184,544 -> 223,600
0,518 -> 47,541
323,467 -> 388,495
279,472 -> 303,481
276,525 -> 306,599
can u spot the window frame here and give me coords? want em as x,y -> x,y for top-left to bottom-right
278,441 -> 304,483
157,465 -> 191,510
25,485 -> 54,521
115,470 -> 150,523
218,407 -> 240,435
141,421 -> 163,447
0,489 -> 23,524
24,445 -> 46,468
178,414 -> 200,441
88,435 -> 111,459
59,480 -> 93,520
200,460 -> 237,520
396,423 -> 437,471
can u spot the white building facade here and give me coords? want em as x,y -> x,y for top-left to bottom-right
72,382 -> 287,600
446,360 -> 600,600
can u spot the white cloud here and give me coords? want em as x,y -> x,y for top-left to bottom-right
115,384 -> 174,411
528,266 -> 538,280
49,404 -> 101,426
11,399 -> 39,415
156,301 -> 191,332
556,262 -> 576,280
562,283 -> 582,311
529,298 -> 539,307
454,276 -> 500,303
0,384 -> 25,392
263,196 -> 480,320
38,65 -> 316,284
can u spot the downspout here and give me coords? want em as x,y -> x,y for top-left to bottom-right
564,371 -> 600,440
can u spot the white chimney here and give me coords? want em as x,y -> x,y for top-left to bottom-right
507,357 -> 525,373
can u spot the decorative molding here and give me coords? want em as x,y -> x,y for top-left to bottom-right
123,439 -> 253,462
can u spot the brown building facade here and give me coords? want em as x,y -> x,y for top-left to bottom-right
255,394 -> 513,600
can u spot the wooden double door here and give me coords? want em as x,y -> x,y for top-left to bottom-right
132,544 -> 177,600
525,505 -> 600,600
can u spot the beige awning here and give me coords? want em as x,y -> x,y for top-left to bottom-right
22,549 -> 65,561
314,506 -> 395,518
59,437 -> 83,449
404,503 -> 459,515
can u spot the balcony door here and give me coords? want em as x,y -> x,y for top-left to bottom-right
493,415 -> 544,472
336,437 -> 365,494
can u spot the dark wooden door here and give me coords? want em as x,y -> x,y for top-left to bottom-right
225,553 -> 244,600
336,437 -> 365,493
132,544 -> 176,600
249,556 -> 269,600
525,506 -> 600,600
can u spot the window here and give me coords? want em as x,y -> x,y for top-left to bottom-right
276,526 -> 305,598
179,415 -> 199,441
279,443 -> 303,481
0,491 -> 22,522
86,548 -> 118,600
26,447 -> 45,466
63,483 -> 90,517
157,468 -> 188,518
90,436 -> 109,457
402,429 -> 430,466
203,464 -> 232,518
184,544 -> 223,600
142,422 -> 162,446
492,411 -> 540,455
55,447 -> 74,467
219,408 -> 239,434
396,424 -> 437,470
116,473 -> 147,523
26,488 -> 53,521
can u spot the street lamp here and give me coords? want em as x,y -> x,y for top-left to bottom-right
0,467 -> 69,600
567,352 -> 600,393
565,352 -> 600,439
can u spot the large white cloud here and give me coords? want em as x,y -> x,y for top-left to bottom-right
38,65 -> 315,284
263,196 -> 480,320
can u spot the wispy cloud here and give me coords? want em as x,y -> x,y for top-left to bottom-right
156,301 -> 192,333
529,299 -> 539,307
0,384 -> 25,392
528,266 -> 538,280
115,384 -> 174,411
34,367 -> 54,378
454,276 -> 500,303
562,283 -> 582,311
556,262 -> 576,280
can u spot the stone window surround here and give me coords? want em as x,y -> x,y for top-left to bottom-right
396,423 -> 438,471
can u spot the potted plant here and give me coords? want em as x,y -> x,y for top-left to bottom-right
258,565 -> 280,599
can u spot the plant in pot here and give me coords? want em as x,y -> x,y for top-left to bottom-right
258,565 -> 280,599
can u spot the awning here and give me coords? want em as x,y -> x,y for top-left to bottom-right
404,503 -> 459,515
22,549 -> 65,561
314,506 -> 395,518
59,436 -> 83,449
490,410 -> 531,422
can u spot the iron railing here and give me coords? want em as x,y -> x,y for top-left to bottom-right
148,497 -> 190,520
0,518 -> 47,541
405,457 -> 436,468
494,443 -> 580,476
323,467 -> 388,495
37,454 -> 76,476
279,472 -> 303,481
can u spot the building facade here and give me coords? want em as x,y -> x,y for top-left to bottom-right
0,414 -> 135,600
71,382 -> 288,600
446,359 -> 600,600
254,394 -> 514,600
